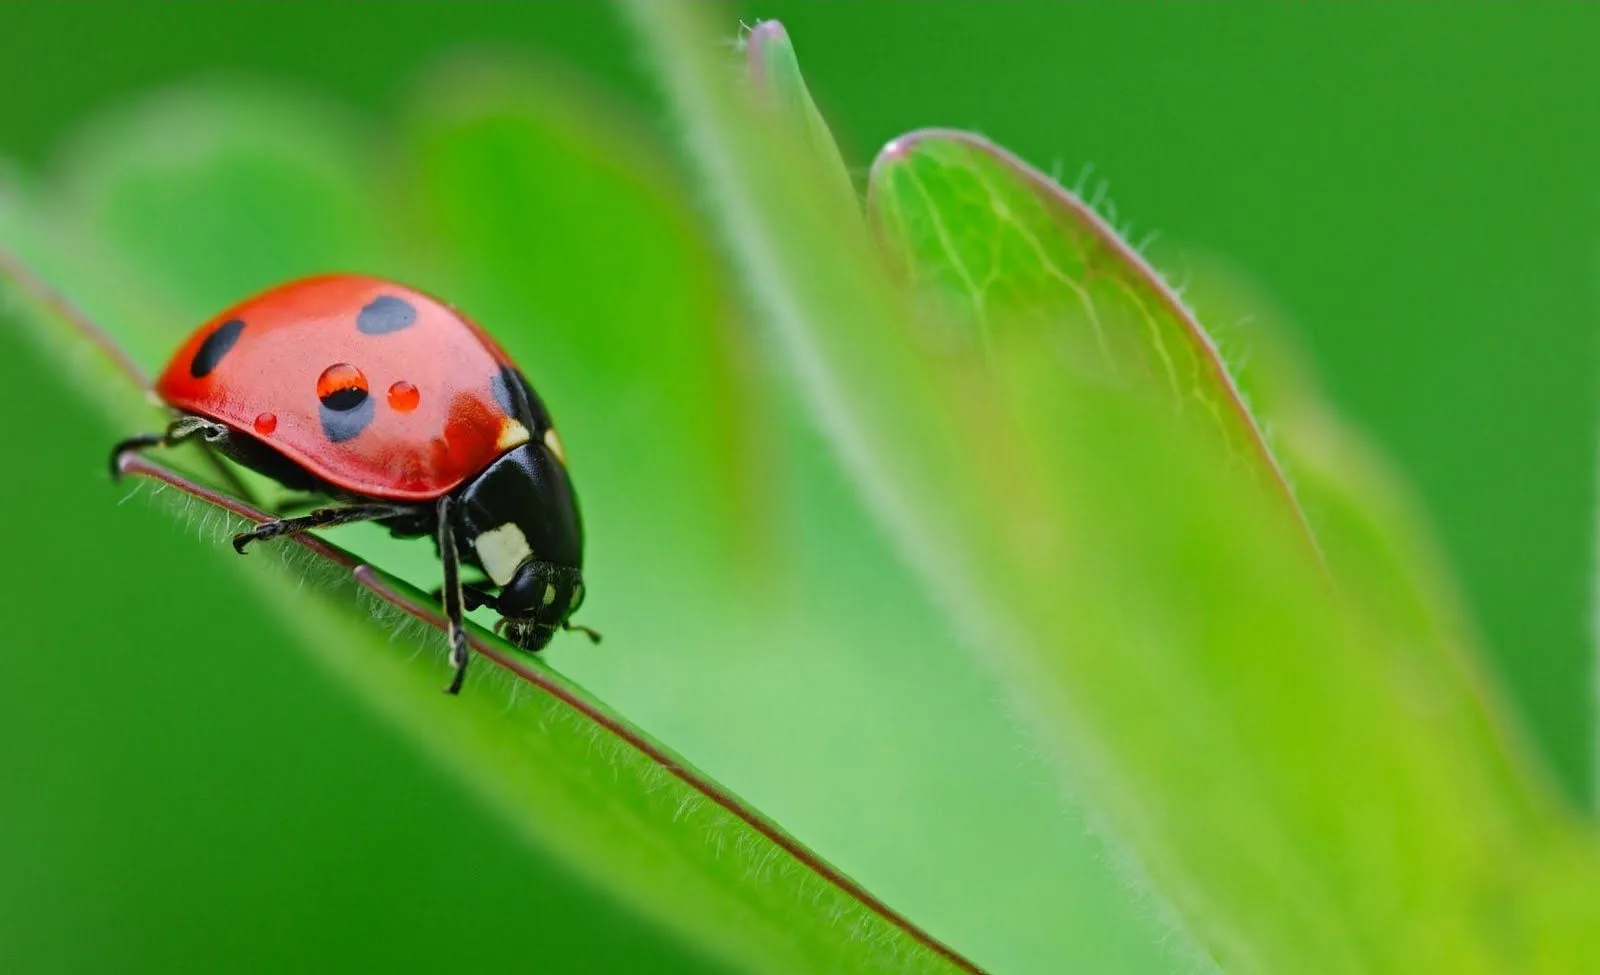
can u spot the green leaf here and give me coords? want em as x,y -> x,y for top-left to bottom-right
744,20 -> 857,207
45,85 -> 389,369
1,81 -> 981,974
866,128 -> 1311,545
620,7 -> 1600,973
988,342 -> 1600,974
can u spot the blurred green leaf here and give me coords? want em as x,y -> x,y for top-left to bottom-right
623,7 -> 1600,973
989,340 -> 1600,974
744,20 -> 857,207
43,86 -> 388,369
1,80 -> 980,975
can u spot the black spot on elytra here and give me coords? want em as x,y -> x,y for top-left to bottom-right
490,365 -> 551,429
319,394 -> 374,443
318,373 -> 371,442
357,295 -> 417,335
319,385 -> 368,412
189,318 -> 245,377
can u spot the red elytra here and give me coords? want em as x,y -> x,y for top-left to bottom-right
156,274 -> 529,502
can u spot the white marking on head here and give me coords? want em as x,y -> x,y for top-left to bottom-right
496,419 -> 531,452
541,583 -> 556,607
473,522 -> 532,587
544,427 -> 567,465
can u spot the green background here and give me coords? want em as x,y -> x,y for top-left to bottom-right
0,3 -> 1592,972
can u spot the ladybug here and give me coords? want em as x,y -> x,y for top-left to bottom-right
112,274 -> 597,694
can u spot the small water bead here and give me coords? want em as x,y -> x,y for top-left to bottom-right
388,380 -> 420,412
254,412 -> 278,435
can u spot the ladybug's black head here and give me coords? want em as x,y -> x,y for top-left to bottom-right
494,560 -> 584,652
452,440 -> 586,653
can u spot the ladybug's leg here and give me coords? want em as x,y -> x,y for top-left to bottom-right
109,415 -> 228,478
112,414 -> 259,506
435,494 -> 470,695
109,432 -> 167,474
231,502 -> 418,553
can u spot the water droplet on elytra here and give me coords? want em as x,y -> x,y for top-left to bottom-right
317,363 -> 368,407
388,380 -> 420,412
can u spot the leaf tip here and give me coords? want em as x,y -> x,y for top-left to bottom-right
744,17 -> 790,48
743,19 -> 791,90
865,128 -> 988,228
